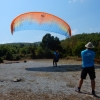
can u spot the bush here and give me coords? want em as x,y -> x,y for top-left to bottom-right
5,51 -> 13,60
13,54 -> 20,60
0,57 -> 3,63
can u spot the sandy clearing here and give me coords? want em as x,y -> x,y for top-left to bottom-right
0,59 -> 100,100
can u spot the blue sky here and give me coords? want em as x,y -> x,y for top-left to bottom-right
0,0 -> 100,44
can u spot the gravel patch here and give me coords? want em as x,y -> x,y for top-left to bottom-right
0,59 -> 100,99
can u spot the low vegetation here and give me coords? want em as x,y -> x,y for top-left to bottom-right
0,32 -> 100,63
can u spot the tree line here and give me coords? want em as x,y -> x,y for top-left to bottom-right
0,32 -> 100,63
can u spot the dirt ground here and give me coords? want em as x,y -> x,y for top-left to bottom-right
0,59 -> 100,100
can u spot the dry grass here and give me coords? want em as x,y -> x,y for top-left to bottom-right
0,90 -> 99,100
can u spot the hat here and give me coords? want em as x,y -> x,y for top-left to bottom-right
85,42 -> 94,48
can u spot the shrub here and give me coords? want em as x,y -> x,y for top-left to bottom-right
0,57 -> 3,63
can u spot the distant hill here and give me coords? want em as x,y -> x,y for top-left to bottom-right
2,42 -> 41,46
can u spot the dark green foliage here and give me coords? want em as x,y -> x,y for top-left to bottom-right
41,33 -> 62,51
61,32 -> 100,58
30,49 -> 36,59
72,42 -> 85,57
13,54 -> 20,60
5,51 -> 13,60
0,32 -> 100,61
43,48 -> 52,59
0,45 -> 9,56
94,47 -> 100,58
36,46 -> 44,59
0,57 -> 3,63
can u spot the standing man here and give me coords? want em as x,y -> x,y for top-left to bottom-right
75,42 -> 96,95
53,50 -> 59,66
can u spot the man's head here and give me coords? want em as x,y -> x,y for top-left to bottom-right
85,42 -> 94,49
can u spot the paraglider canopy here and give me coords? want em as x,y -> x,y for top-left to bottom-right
11,12 -> 71,37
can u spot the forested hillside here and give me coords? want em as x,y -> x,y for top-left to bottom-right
0,32 -> 100,63
61,32 -> 100,58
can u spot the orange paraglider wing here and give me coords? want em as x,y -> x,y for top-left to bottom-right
11,12 -> 71,37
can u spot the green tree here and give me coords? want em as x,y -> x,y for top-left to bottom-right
20,47 -> 27,55
43,48 -> 52,58
0,57 -> 3,63
41,33 -> 62,51
72,42 -> 85,57
6,51 -> 13,60
0,45 -> 9,57
36,46 -> 44,59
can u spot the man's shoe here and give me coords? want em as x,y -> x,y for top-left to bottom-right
92,90 -> 95,95
75,87 -> 80,93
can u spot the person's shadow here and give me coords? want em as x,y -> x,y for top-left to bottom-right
25,64 -> 100,72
